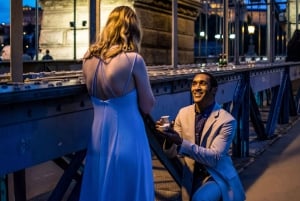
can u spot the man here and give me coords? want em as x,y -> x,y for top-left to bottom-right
158,72 -> 245,201
1,45 -> 11,61
0,45 -> 32,61
42,49 -> 53,60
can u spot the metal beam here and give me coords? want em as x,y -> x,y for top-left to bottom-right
89,0 -> 100,45
143,114 -> 182,186
267,0 -> 275,62
48,150 -> 86,201
223,0 -> 229,61
265,71 -> 288,137
249,87 -> 268,140
231,72 -> 250,157
10,0 -> 24,82
172,0 -> 178,68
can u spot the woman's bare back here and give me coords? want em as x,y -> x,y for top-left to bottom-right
83,52 -> 137,101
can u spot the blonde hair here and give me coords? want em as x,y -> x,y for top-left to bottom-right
86,6 -> 141,61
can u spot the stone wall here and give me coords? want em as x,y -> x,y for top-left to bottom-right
38,0 -> 200,65
288,1 -> 298,39
39,0 -> 89,60
135,0 -> 200,65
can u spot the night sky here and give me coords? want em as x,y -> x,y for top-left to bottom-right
0,0 -> 36,23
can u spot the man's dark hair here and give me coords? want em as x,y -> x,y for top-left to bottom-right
195,72 -> 218,88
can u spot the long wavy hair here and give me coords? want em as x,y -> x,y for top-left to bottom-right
86,6 -> 141,61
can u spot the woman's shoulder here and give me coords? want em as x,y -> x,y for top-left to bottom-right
83,56 -> 100,65
114,52 -> 145,69
121,52 -> 144,61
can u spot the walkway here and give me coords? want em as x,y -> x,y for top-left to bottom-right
239,117 -> 300,201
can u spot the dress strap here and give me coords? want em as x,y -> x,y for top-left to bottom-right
91,59 -> 101,97
122,53 -> 137,95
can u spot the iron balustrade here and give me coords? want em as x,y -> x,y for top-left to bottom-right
0,61 -> 300,201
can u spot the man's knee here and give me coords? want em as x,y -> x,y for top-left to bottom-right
191,181 -> 221,201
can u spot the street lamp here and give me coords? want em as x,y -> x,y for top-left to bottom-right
248,25 -> 255,35
198,31 -> 205,57
229,34 -> 235,57
199,31 -> 205,57
247,25 -> 256,56
200,31 -> 205,37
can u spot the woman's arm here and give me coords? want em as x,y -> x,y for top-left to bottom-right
133,54 -> 155,114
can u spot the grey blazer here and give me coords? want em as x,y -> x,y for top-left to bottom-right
164,103 -> 246,201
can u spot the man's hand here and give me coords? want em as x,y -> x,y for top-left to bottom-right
162,128 -> 183,145
155,120 -> 182,145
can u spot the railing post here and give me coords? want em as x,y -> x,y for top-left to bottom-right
0,175 -> 8,201
13,170 -> 26,201
231,72 -> 250,157
266,71 -> 288,137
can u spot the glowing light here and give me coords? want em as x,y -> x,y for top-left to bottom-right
248,25 -> 255,34
199,31 -> 205,37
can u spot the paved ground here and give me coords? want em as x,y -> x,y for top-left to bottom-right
239,117 -> 300,201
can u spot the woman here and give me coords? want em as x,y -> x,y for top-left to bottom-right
79,6 -> 155,201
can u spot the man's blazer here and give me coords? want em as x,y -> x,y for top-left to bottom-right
164,103 -> 245,201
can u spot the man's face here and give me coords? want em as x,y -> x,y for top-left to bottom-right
191,74 -> 216,106
1,46 -> 11,61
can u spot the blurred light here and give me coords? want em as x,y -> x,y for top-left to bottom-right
229,34 -> 235,39
248,25 -> 255,34
214,34 -> 223,39
199,31 -> 205,37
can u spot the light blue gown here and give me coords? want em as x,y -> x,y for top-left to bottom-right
79,55 -> 155,201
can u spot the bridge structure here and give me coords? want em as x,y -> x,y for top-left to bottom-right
0,61 -> 300,200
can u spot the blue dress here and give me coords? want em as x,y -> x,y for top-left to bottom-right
79,55 -> 155,201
